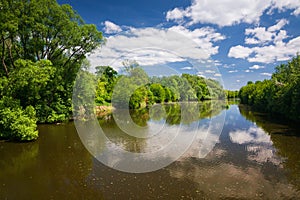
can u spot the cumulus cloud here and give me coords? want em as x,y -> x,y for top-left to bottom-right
228,70 -> 238,73
166,8 -> 187,23
88,25 -> 225,71
269,0 -> 300,16
103,21 -> 122,34
228,45 -> 252,59
228,19 -> 300,63
166,0 -> 300,27
245,19 -> 289,45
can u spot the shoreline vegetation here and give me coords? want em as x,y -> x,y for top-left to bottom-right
73,63 -> 227,122
239,55 -> 300,122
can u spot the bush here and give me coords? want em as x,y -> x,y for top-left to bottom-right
0,97 -> 38,141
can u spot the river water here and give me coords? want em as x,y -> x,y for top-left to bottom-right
1,102 -> 300,199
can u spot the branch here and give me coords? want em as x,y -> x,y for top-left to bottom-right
1,37 -> 9,77
5,39 -> 15,69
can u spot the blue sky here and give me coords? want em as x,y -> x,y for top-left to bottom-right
58,0 -> 300,90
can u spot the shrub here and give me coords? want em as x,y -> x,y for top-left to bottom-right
0,97 -> 38,141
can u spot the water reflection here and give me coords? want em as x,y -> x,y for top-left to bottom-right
0,123 -> 104,199
1,102 -> 300,199
238,104 -> 300,190
229,126 -> 282,165
165,104 -> 300,199
77,101 -> 226,173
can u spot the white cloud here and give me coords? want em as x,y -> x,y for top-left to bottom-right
260,72 -> 272,76
103,21 -> 122,34
166,8 -> 187,23
88,26 -> 225,71
197,74 -> 206,78
181,66 -> 193,70
166,0 -> 300,27
228,45 -> 252,59
205,70 -> 215,74
293,7 -> 300,15
214,73 -> 222,77
245,19 -> 289,45
228,19 -> 300,63
270,0 -> 300,16
267,19 -> 289,32
249,65 -> 265,70
245,69 -> 253,73
228,70 -> 238,73
245,27 -> 274,45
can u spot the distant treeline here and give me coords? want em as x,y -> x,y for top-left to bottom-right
93,63 -> 226,109
239,55 -> 300,121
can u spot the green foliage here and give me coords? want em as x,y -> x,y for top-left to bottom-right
181,74 -> 225,100
0,0 -> 104,140
150,83 -> 165,103
239,55 -> 300,121
112,67 -> 151,109
130,86 -> 149,109
96,63 -> 225,109
0,97 -> 38,141
95,66 -> 118,104
225,90 -> 239,99
73,70 -> 97,119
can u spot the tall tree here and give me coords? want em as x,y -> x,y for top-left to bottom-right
0,0 -> 104,122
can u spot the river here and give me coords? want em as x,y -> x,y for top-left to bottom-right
1,102 -> 300,199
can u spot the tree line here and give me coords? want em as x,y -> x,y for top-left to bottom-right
239,55 -> 300,121
94,64 -> 226,110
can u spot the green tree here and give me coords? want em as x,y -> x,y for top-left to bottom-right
0,0 -> 104,140
0,97 -> 38,141
0,0 -> 103,117
112,66 -> 150,109
239,55 -> 300,121
95,66 -> 118,104
150,83 -> 165,103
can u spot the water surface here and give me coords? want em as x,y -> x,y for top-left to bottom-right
1,102 -> 300,199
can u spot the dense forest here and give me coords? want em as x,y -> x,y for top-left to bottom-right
239,55 -> 300,122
